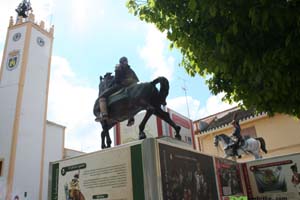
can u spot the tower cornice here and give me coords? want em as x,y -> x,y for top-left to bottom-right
8,13 -> 54,38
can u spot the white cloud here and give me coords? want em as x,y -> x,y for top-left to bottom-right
168,93 -> 237,120
68,0 -> 105,34
0,0 -> 18,43
48,56 -> 105,152
31,0 -> 54,27
139,25 -> 175,80
0,0 -> 105,40
197,93 -> 237,118
70,0 -> 91,33
167,96 -> 201,120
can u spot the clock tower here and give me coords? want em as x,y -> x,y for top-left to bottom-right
0,8 -> 54,200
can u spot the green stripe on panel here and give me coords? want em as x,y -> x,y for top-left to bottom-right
131,144 -> 145,200
51,163 -> 59,200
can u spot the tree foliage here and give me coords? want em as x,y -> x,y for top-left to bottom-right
127,0 -> 300,117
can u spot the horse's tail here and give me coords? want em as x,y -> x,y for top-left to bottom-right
151,76 -> 169,106
255,137 -> 268,154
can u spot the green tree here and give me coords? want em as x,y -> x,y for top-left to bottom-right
127,0 -> 300,117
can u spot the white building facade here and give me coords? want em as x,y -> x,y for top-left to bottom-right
0,14 -> 65,200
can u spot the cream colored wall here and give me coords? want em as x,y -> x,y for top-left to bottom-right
196,114 -> 300,161
254,114 -> 300,150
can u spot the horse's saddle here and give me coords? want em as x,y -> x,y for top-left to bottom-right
106,83 -> 147,106
107,88 -> 128,106
225,138 -> 245,150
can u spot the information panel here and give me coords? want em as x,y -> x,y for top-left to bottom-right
50,144 -> 144,200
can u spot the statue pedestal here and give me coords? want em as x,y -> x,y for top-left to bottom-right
49,137 -> 246,200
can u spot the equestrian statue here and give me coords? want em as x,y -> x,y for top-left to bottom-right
15,0 -> 32,18
214,114 -> 267,160
93,57 -> 181,149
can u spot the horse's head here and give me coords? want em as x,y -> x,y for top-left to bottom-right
100,72 -> 113,82
214,134 -> 232,147
98,72 -> 115,95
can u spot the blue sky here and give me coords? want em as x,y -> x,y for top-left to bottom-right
0,0 -> 235,152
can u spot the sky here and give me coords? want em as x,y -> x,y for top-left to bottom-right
0,0 -> 235,152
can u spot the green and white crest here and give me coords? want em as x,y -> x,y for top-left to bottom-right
6,50 -> 20,71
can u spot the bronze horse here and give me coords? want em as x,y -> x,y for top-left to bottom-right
93,74 -> 181,149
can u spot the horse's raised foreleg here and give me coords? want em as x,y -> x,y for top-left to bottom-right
154,108 -> 181,140
138,110 -> 153,140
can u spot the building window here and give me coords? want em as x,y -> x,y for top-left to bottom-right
187,137 -> 192,144
0,160 -> 3,176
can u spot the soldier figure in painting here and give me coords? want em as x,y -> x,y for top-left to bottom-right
67,173 -> 86,200
291,164 -> 300,195
15,0 -> 32,18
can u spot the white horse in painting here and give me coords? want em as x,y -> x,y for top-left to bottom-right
214,134 -> 267,160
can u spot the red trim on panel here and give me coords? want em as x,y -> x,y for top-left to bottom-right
249,160 -> 292,171
168,124 -> 173,137
0,160 -> 3,176
115,123 -> 121,145
190,120 -> 196,149
241,163 -> 253,198
214,158 -> 223,200
167,108 -> 173,137
236,164 -> 245,195
156,117 -> 163,137
172,114 -> 191,129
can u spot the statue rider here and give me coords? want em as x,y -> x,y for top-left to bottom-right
99,57 -> 139,126
230,119 -> 243,158
15,0 -> 32,18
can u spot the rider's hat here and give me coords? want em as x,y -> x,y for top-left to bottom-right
119,56 -> 128,64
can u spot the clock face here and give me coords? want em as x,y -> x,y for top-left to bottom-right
13,32 -> 21,42
37,37 -> 45,47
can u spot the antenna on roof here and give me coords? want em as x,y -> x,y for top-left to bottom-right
178,77 -> 190,119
